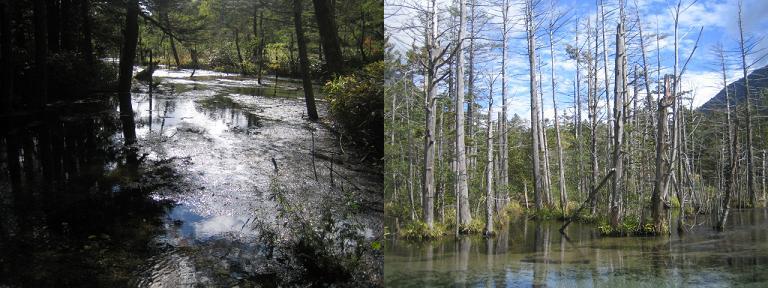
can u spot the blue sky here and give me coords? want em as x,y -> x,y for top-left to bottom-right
385,0 -> 768,122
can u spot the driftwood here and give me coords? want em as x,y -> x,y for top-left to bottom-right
559,169 -> 615,234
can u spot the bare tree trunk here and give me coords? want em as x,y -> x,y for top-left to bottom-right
611,22 -> 626,228
421,0 -> 439,229
717,43 -> 737,231
574,19 -> 584,203
737,2 -> 757,207
466,0 -> 476,175
499,0 -> 510,212
485,99 -> 494,236
456,0 -> 472,228
293,0 -> 318,121
526,0 -> 543,211
652,75 -> 673,235
548,18 -> 567,214
587,18 -> 599,214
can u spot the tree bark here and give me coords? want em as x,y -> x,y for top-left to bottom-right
548,14 -> 567,214
738,3 -> 757,208
311,0 -> 343,75
118,0 -> 139,147
485,100 -> 494,236
652,75 -> 673,235
293,0 -> 319,121
421,0 -> 439,229
526,0 -> 542,211
456,0 -> 472,228
611,22 -> 626,228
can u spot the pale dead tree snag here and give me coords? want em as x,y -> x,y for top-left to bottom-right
467,0 -> 476,174
599,0 -> 612,166
737,1 -> 757,208
496,0 -> 514,212
526,0 -> 543,211
715,42 -> 738,231
411,0 -> 458,229
610,20 -> 626,229
546,0 -> 568,214
485,78 -> 497,236
456,0 -> 472,228
587,18 -> 600,214
652,75 -> 674,235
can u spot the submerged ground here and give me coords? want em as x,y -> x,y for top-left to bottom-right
385,208 -> 768,287
0,68 -> 383,287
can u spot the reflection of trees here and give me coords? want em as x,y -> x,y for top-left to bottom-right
0,112 -> 168,286
456,237 -> 471,285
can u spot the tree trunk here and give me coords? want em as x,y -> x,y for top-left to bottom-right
548,18 -> 567,214
738,3 -> 757,208
499,0 -> 510,211
717,44 -> 737,231
118,0 -> 139,147
421,0 -> 439,229
234,29 -> 245,75
652,75 -> 673,235
311,0 -> 343,75
526,0 -> 542,211
293,0 -> 319,121
611,22 -> 626,228
456,0 -> 471,228
485,102 -> 494,236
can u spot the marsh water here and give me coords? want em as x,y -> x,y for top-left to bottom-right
385,209 -> 768,287
0,68 -> 382,286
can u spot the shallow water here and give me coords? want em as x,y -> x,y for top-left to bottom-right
385,209 -> 768,287
0,69 -> 382,286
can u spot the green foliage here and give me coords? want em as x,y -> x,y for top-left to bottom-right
459,218 -> 484,235
324,61 -> 384,155
670,196 -> 681,208
598,217 -> 657,237
399,221 -> 445,240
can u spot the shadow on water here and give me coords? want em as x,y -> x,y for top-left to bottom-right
385,210 -> 768,287
0,100 -> 172,287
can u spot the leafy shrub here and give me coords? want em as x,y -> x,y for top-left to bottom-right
399,221 -> 445,240
459,218 -> 484,235
324,61 -> 384,156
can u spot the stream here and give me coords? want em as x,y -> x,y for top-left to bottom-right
0,68 -> 383,287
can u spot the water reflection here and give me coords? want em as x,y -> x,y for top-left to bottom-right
385,209 -> 768,287
0,102 -> 170,286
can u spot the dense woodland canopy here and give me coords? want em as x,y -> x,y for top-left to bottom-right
384,0 -> 768,238
0,0 -> 385,154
